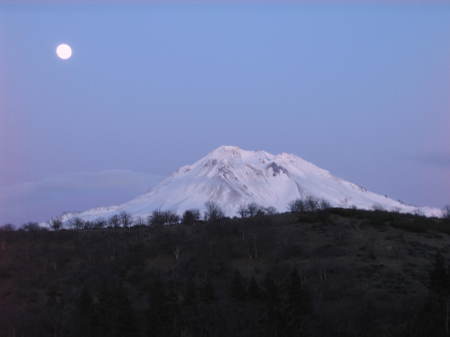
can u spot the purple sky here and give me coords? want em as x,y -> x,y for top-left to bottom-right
1,2 -> 449,225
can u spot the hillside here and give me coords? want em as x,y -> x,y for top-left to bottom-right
2,209 -> 450,336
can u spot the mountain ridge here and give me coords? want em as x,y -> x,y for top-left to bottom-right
59,146 -> 443,223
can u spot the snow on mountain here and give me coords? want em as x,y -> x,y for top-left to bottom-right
59,145 -> 443,223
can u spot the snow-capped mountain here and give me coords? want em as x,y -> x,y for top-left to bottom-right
59,146 -> 442,223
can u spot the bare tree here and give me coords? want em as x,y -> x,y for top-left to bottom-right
134,216 -> 146,226
290,196 -> 328,213
319,199 -> 331,210
238,205 -> 249,218
289,199 -> 306,213
69,217 -> 85,230
443,205 -> 450,220
238,203 -> 262,218
109,214 -> 121,228
119,211 -> 133,227
50,218 -> 63,231
204,201 -> 225,222
372,204 -> 385,212
182,209 -> 200,225
0,224 -> 14,231
93,218 -> 107,229
264,206 -> 277,215
239,203 -> 270,218
150,209 -> 179,226
22,222 -> 47,231
247,203 -> 262,217
304,196 -> 320,211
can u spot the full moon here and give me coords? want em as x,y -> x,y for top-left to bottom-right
56,43 -> 72,60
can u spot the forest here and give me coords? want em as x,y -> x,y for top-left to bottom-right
1,206 -> 450,337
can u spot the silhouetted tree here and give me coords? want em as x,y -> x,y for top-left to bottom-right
50,218 -> 62,231
238,203 -> 266,218
238,205 -> 249,218
22,222 -> 45,231
0,224 -> 14,231
93,218 -> 107,229
289,199 -> 306,213
319,199 -> 331,210
204,201 -> 225,222
109,215 -> 121,228
119,212 -> 133,228
134,216 -> 146,226
182,209 -> 200,225
444,206 -> 450,220
150,210 -> 179,226
304,196 -> 320,212
264,206 -> 277,215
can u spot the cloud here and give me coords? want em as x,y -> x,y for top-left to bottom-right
0,170 -> 163,225
415,152 -> 450,169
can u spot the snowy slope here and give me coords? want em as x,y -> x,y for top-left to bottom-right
59,146 -> 442,223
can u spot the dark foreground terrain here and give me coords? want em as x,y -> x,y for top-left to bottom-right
1,208 -> 450,337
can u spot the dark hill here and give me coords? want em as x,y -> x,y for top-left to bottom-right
1,208 -> 450,337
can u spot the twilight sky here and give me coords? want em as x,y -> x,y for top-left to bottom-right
1,2 -> 449,225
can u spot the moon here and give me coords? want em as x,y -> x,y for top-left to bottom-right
56,43 -> 72,60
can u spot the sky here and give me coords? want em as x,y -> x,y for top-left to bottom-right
1,2 -> 449,225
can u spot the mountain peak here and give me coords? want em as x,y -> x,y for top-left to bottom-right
59,146 -> 443,223
207,145 -> 246,158
205,145 -> 276,163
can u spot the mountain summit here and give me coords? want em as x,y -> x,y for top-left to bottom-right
60,146 -> 442,223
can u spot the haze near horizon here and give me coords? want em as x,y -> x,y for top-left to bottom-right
1,2 -> 449,225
